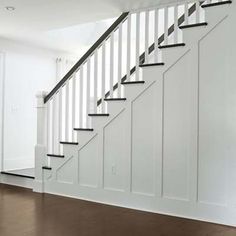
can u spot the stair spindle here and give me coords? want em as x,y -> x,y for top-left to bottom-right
164,6 -> 169,45
118,24 -> 122,97
79,67 -> 84,127
110,32 -> 114,98
86,59 -> 91,127
174,5 -> 179,44
145,10 -> 150,64
126,15 -> 131,82
135,12 -> 140,81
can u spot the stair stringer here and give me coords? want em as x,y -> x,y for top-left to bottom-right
42,3 -> 236,227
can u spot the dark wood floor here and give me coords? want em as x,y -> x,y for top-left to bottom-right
0,184 -> 235,236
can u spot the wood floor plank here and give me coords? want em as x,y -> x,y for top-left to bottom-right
0,184 -> 235,236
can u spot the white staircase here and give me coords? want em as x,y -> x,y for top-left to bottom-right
35,0 -> 236,226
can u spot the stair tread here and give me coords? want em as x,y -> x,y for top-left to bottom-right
121,81 -> 145,85
158,43 -> 186,49
202,1 -> 232,8
1,171 -> 35,179
42,166 -> 52,170
140,62 -> 165,67
179,22 -> 208,29
60,141 -> 78,145
104,98 -> 126,101
74,128 -> 94,131
47,154 -> 64,158
88,113 -> 109,116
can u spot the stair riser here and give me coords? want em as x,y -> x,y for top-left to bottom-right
182,26 -> 209,46
141,67 -> 163,84
123,84 -> 145,100
75,131 -> 94,144
91,116 -> 110,129
161,46 -> 188,66
106,101 -> 125,115
204,3 -> 231,23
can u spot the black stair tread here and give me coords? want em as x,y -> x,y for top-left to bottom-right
47,154 -> 65,158
88,113 -> 109,116
140,62 -> 165,67
42,166 -> 52,170
179,22 -> 208,29
104,98 -> 127,101
121,81 -> 145,85
1,171 -> 35,179
202,1 -> 232,8
158,43 -> 186,49
60,141 -> 78,145
74,128 -> 94,131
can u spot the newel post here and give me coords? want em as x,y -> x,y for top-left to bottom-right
34,91 -> 47,193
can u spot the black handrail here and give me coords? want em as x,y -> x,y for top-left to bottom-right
44,12 -> 129,103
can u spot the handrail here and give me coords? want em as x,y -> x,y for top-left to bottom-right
44,12 -> 129,103
96,2 -> 198,106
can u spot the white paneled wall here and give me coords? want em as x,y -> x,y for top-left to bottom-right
36,0 -> 236,227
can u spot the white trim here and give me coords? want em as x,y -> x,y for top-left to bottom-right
0,52 -> 5,172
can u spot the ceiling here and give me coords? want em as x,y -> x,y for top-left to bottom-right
0,0 -> 183,55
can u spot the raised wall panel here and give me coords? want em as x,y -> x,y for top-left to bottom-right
162,51 -> 196,201
104,111 -> 127,192
131,84 -> 157,196
78,136 -> 99,188
198,19 -> 229,206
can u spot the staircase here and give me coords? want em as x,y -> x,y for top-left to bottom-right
35,0 -> 236,226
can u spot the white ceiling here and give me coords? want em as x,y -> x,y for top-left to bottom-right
0,0 -> 182,55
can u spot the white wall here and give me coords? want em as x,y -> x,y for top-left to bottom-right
0,39 -> 70,170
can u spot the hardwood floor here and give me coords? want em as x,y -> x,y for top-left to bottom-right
0,184 -> 235,236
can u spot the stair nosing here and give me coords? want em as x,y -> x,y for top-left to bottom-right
1,171 -> 35,179
42,166 -> 52,170
121,81 -> 145,85
60,141 -> 78,145
74,128 -> 94,131
88,113 -> 109,117
158,43 -> 186,49
104,98 -> 126,101
139,62 -> 165,67
201,1 -> 232,8
179,22 -> 208,29
47,154 -> 65,158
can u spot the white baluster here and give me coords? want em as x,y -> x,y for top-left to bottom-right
110,33 -> 114,98
164,6 -> 169,45
94,51 -> 98,113
52,98 -> 56,153
46,101 -> 51,158
174,5 -> 178,44
86,59 -> 91,127
126,15 -> 131,82
65,82 -> 69,140
196,1 -> 200,24
79,67 -> 84,127
145,11 -> 150,64
118,24 -> 122,97
101,43 -> 106,112
58,89 -> 62,153
184,2 -> 189,25
154,8 -> 160,62
71,75 -> 76,141
135,12 -> 140,81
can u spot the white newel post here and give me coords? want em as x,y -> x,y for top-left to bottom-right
34,91 -> 48,193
